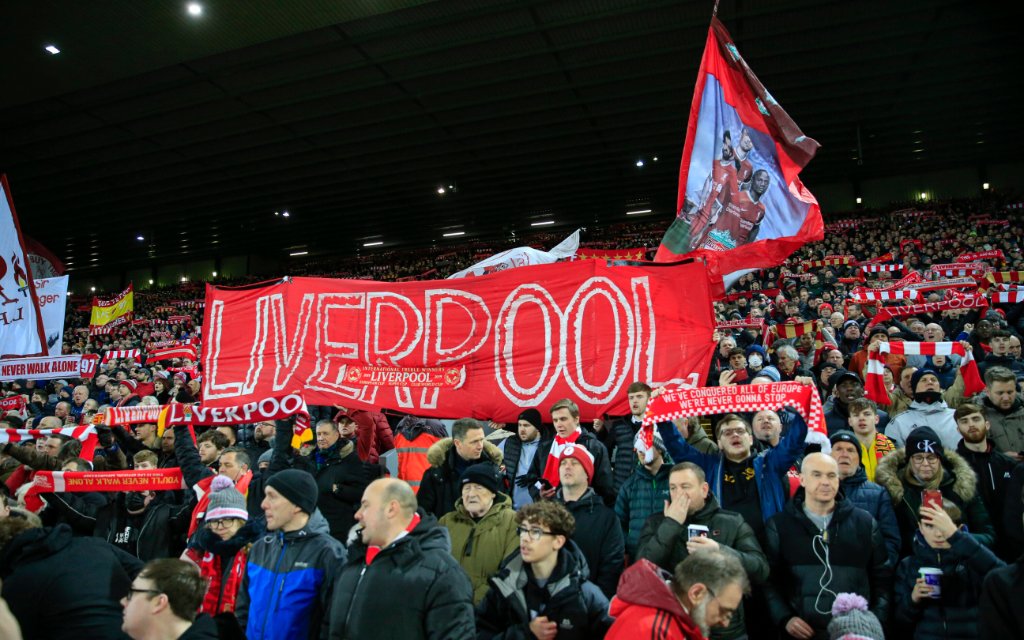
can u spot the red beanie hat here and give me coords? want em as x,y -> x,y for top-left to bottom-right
558,444 -> 595,484
120,379 -> 138,392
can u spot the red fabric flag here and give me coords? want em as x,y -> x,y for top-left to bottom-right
654,18 -> 822,297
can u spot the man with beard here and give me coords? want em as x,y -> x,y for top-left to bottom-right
954,403 -> 1017,559
886,368 -> 962,449
823,370 -> 890,437
763,454 -> 891,639
979,366 -> 1024,460
607,551 -> 748,640
686,131 -> 740,251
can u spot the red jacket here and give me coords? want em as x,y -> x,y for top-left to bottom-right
338,409 -> 395,463
607,560 -> 705,640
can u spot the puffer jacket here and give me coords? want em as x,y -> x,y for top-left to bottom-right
614,461 -> 671,558
475,541 -> 612,640
606,559 -> 704,640
657,412 -> 808,526
439,493 -> 519,603
636,495 -> 768,640
763,491 -> 892,639
885,400 -> 961,450
980,395 -> 1024,455
329,510 -> 475,640
839,466 -> 902,566
235,510 -> 347,640
418,437 -> 503,519
955,440 -> 1017,559
895,530 -> 1005,639
557,487 -> 625,599
875,448 -> 996,556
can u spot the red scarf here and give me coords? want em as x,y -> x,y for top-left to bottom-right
864,342 -> 984,405
366,512 -> 421,565
541,428 -> 582,488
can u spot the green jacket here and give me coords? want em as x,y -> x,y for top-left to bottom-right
439,493 -> 519,603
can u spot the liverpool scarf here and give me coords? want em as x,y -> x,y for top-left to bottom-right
978,271 -> 1024,292
957,249 -> 1004,263
643,382 -> 826,437
541,428 -> 582,488
147,344 -> 198,363
864,342 -> 984,405
101,349 -> 141,363
849,288 -> 919,302
866,294 -> 989,328
366,512 -> 421,565
0,426 -> 98,459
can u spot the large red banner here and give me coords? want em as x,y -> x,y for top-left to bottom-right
200,260 -> 717,421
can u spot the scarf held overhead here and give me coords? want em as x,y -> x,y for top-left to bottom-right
864,341 -> 984,405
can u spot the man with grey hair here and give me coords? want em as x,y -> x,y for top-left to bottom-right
608,549 -> 749,639
774,344 -> 813,381
330,478 -> 474,639
763,453 -> 891,639
418,418 -> 502,519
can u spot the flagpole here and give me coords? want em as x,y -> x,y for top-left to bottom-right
712,0 -> 720,18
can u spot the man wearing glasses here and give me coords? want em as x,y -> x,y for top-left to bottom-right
121,558 -> 217,639
876,426 -> 996,557
476,500 -> 613,640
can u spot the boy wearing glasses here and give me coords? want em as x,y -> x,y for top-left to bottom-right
875,426 -> 996,557
476,501 -> 613,640
121,558 -> 217,639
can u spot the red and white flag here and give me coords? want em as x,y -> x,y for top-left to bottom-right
654,17 -> 822,296
865,342 -> 984,405
0,425 -> 99,459
0,176 -> 49,358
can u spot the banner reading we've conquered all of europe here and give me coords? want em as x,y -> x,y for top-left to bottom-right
200,259 -> 718,421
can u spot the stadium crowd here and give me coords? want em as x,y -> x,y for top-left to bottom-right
0,193 -> 1023,640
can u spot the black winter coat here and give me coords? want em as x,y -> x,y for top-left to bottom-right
636,495 -> 769,640
329,511 -> 475,640
475,541 -> 612,640
556,488 -> 624,598
980,556 -> 1024,639
839,467 -> 902,567
955,441 -> 1018,559
763,492 -> 892,639
271,423 -> 374,540
0,524 -> 144,640
895,530 -> 1004,640
96,491 -> 191,560
607,416 -> 676,492
418,438 -> 504,519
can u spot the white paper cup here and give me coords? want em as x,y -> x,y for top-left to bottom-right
919,567 -> 942,598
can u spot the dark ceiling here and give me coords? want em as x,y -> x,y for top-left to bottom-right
0,0 -> 1016,276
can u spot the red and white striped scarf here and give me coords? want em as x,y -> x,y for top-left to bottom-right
541,428 -> 582,488
147,344 -> 198,363
979,271 -> 1024,292
101,349 -> 141,363
849,288 -> 919,302
865,342 -> 984,405
0,426 -> 99,458
992,289 -> 1024,304
801,256 -> 853,270
858,263 -> 901,274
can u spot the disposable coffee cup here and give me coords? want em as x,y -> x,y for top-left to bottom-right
919,567 -> 942,598
688,524 -> 710,539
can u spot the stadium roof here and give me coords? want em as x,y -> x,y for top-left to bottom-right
0,0 -> 1014,273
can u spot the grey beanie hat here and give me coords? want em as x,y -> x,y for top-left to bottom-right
826,593 -> 884,639
205,475 -> 248,522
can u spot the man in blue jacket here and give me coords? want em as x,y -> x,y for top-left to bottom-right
656,408 -> 807,542
236,469 -> 346,640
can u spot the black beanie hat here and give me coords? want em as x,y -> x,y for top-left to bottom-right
829,431 -> 863,464
460,462 -> 501,495
517,408 -> 543,431
905,426 -> 944,458
266,469 -> 318,515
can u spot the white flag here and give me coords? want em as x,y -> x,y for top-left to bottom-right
0,176 -> 48,358
34,276 -> 68,355
447,229 -> 580,279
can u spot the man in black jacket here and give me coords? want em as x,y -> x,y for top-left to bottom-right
329,478 -> 474,639
554,443 -> 624,598
418,418 -> 502,519
636,462 -> 769,640
271,419 -> 377,542
530,398 -> 614,505
763,453 -> 892,639
0,518 -> 144,640
953,402 -> 1018,560
823,370 -> 890,437
603,382 -> 678,493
